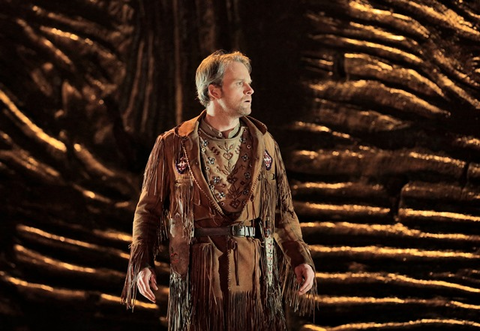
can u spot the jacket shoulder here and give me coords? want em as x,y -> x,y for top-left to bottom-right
154,128 -> 177,143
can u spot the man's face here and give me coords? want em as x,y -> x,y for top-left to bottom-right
214,61 -> 254,117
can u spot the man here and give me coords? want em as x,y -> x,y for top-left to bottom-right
121,50 -> 316,331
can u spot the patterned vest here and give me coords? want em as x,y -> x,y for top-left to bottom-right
198,119 -> 254,219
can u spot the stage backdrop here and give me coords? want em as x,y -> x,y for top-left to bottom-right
0,0 -> 479,330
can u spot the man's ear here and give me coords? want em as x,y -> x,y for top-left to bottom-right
208,84 -> 222,100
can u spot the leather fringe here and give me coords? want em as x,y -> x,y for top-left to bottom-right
227,291 -> 275,331
171,175 -> 194,239
167,151 -> 194,330
275,142 -> 318,317
121,210 -> 169,310
143,133 -> 167,196
121,241 -> 151,309
168,272 -> 191,331
259,169 -> 288,329
190,244 -> 223,331
281,254 -> 318,317
260,236 -> 288,330
121,134 -> 169,310
275,142 -> 296,220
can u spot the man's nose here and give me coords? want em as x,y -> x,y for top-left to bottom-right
245,83 -> 254,95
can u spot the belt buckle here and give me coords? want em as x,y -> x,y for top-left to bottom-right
231,224 -> 240,236
230,224 -> 255,237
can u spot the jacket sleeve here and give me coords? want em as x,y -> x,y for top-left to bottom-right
121,133 -> 170,309
272,140 -> 318,315
272,141 -> 314,269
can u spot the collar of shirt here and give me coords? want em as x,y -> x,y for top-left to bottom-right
199,117 -> 242,139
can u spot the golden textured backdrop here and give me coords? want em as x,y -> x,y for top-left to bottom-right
0,0 -> 479,330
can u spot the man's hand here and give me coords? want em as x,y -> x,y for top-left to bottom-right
137,267 -> 158,303
294,263 -> 315,295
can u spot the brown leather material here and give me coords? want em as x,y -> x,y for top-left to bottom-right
194,224 -> 256,237
122,111 -> 317,330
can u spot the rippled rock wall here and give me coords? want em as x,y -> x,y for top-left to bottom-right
1,1 -> 479,330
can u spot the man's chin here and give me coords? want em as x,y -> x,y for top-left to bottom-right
241,107 -> 252,116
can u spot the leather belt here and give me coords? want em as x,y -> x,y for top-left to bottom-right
194,224 -> 256,238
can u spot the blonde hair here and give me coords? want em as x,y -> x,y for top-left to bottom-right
195,50 -> 251,107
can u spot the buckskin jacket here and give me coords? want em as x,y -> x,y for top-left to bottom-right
121,111 -> 317,331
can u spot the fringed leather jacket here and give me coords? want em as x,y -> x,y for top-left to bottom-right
122,112 -> 316,331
